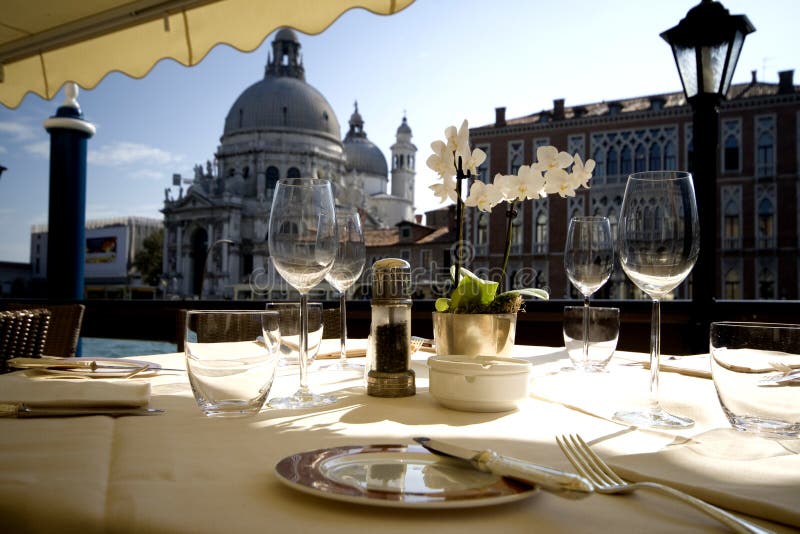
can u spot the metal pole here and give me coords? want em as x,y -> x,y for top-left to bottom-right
689,93 -> 720,352
43,83 -> 95,301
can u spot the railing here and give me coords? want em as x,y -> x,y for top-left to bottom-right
6,298 -> 799,356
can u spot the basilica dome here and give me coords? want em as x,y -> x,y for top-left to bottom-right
222,29 -> 340,141
343,103 -> 388,177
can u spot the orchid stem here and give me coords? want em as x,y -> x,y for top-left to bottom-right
454,157 -> 465,288
500,200 -> 517,292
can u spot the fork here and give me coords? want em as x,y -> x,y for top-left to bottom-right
556,434 -> 772,534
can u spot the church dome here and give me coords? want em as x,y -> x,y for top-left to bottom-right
342,102 -> 388,176
222,30 -> 340,141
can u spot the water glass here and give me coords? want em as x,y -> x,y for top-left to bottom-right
563,306 -> 619,372
710,322 -> 800,438
185,310 -> 280,417
266,302 -> 323,365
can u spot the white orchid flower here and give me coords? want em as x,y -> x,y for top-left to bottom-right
426,139 -> 456,179
571,154 -> 595,189
430,173 -> 458,204
462,147 -> 486,175
543,168 -> 578,198
534,145 -> 574,176
492,173 -> 515,200
464,181 -> 504,212
506,165 -> 546,201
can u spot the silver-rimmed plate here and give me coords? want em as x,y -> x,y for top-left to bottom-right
274,444 -> 538,509
7,357 -> 161,378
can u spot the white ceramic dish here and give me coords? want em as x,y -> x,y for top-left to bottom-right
274,444 -> 538,508
427,355 -> 532,412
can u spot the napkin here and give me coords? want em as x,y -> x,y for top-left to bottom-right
0,371 -> 151,408
608,429 -> 800,527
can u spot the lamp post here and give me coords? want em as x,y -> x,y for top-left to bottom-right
661,0 -> 754,351
200,239 -> 236,299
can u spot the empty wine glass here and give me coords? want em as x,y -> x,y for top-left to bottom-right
267,178 -> 338,408
614,171 -> 700,428
322,208 -> 366,371
564,216 -> 614,372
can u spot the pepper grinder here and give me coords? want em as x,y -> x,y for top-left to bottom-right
367,258 -> 415,397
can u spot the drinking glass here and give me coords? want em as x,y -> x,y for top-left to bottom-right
185,310 -> 280,417
267,178 -> 338,408
614,171 -> 700,428
710,322 -> 800,438
564,216 -> 614,371
322,208 -> 366,370
563,306 -> 619,372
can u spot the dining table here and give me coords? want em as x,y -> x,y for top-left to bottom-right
1,341 -> 798,533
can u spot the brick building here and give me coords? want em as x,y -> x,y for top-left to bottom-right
468,69 -> 800,300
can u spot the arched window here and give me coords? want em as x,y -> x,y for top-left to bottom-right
607,208 -> 618,238
756,132 -> 774,177
606,147 -> 618,177
265,166 -> 279,199
649,143 -> 661,170
724,269 -> 741,299
723,135 -> 739,172
757,198 -> 775,248
477,213 -> 489,254
620,146 -> 632,175
664,141 -> 677,170
758,268 -> 775,299
592,147 -> 605,178
534,211 -> 547,253
287,167 -> 301,179
634,144 -> 646,172
723,200 -> 740,249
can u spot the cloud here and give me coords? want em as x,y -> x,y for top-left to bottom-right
131,168 -> 167,181
89,141 -> 183,167
24,141 -> 50,158
0,121 -> 39,141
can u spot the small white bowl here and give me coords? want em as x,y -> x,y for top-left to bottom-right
427,355 -> 532,412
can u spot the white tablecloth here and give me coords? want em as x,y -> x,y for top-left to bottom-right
0,345 -> 796,533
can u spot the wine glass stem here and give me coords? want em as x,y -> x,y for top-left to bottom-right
649,298 -> 661,413
582,296 -> 590,365
338,292 -> 347,363
299,293 -> 309,392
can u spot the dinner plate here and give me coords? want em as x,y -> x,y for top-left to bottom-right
7,357 -> 162,378
274,444 -> 538,509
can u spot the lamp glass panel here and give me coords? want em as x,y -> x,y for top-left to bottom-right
674,44 -> 698,98
700,42 -> 728,94
721,31 -> 744,95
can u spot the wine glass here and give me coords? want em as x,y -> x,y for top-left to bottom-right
267,178 -> 338,408
322,208 -> 366,371
614,171 -> 700,428
564,216 -> 615,372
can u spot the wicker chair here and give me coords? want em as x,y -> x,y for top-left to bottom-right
0,309 -> 52,370
3,303 -> 85,358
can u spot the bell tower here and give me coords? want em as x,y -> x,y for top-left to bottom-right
390,114 -> 416,204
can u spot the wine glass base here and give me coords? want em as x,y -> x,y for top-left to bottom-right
318,359 -> 363,371
269,390 -> 338,409
613,407 -> 694,429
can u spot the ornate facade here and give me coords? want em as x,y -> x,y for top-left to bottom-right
161,29 -> 416,298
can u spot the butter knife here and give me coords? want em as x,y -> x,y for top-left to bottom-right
414,437 -> 593,497
0,402 -> 165,418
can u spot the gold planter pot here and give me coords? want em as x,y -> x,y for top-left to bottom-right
432,312 -> 517,357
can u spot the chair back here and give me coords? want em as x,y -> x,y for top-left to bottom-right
3,303 -> 85,357
0,309 -> 52,371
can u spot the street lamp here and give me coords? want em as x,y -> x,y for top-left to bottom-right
200,239 -> 236,299
661,0 -> 754,350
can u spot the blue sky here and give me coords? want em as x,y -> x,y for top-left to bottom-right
0,0 -> 797,263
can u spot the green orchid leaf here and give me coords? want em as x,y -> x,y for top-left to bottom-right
497,288 -> 550,301
449,266 -> 499,310
434,298 -> 451,312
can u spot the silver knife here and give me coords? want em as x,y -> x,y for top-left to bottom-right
414,437 -> 593,497
0,402 -> 165,418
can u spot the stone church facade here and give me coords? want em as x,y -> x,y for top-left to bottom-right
161,29 -> 415,298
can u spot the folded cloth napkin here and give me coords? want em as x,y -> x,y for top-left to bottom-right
608,429 -> 800,527
0,371 -> 151,408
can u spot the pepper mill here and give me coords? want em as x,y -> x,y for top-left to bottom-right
367,258 -> 415,397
